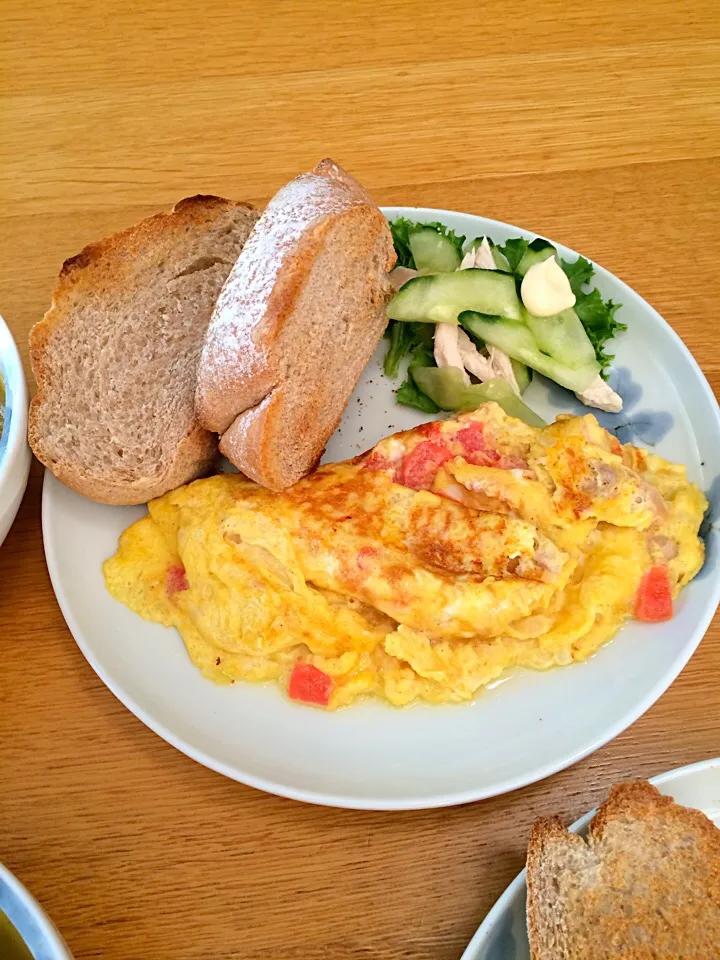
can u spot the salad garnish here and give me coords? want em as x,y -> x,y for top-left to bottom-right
384,219 -> 626,423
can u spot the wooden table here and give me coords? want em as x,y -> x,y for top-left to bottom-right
1,2 -> 719,957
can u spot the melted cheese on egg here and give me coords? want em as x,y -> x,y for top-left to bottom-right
104,408 -> 708,709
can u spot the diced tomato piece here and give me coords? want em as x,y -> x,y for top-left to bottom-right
166,565 -> 189,597
455,422 -> 487,454
357,545 -> 378,570
398,440 -> 453,490
498,455 -> 528,471
610,437 -> 622,455
364,451 -> 392,472
288,663 -> 333,706
634,565 -> 673,622
466,449 -> 501,467
455,422 -> 504,467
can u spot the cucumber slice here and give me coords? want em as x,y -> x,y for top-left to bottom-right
387,270 -> 522,325
516,238 -> 556,278
411,366 -> 545,427
523,307 -> 596,370
460,311 -> 599,393
409,229 -> 462,273
471,379 -> 546,427
491,244 -> 512,272
510,358 -> 532,394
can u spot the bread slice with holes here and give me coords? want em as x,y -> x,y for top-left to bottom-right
29,196 -> 259,505
526,779 -> 720,959
195,159 -> 396,491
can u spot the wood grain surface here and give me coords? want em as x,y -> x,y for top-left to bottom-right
1,2 -> 719,958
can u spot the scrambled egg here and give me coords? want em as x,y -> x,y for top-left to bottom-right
104,404 -> 707,709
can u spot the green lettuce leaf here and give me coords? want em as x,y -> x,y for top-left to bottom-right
383,322 -> 434,378
395,338 -> 440,412
396,378 -> 440,413
558,255 -> 625,378
497,238 -> 528,272
573,289 -> 626,378
560,255 -> 594,296
389,218 -> 465,270
389,219 -> 415,268
384,321 -> 414,377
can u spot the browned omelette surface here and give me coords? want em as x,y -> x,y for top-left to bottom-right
104,404 -> 706,708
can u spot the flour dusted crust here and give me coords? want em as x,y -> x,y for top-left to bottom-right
195,159 -> 396,489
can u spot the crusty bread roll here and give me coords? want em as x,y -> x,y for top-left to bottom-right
195,159 -> 396,491
29,196 -> 259,504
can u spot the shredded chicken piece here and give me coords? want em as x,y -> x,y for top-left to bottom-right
531,538 -> 566,575
649,534 -> 679,561
434,242 -> 497,383
460,237 -> 495,270
389,266 -> 419,290
456,328 -> 494,381
487,346 -> 521,395
579,461 -> 621,498
455,240 -> 520,394
574,374 -> 623,413
434,324 -> 470,385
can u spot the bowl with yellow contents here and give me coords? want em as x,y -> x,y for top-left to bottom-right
0,863 -> 72,960
0,313 -> 31,548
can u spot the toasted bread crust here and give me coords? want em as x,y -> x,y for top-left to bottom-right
29,196 -> 258,504
30,195 -> 251,382
217,384 -> 344,491
196,162 -> 392,432
589,778 -> 720,847
526,780 -> 720,960
196,160 -> 395,489
526,816 -> 577,958
36,423 -> 216,506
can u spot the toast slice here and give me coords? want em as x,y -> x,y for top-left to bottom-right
29,196 -> 259,505
526,779 -> 720,959
195,159 -> 396,491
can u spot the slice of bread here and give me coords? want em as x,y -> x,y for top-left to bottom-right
29,196 -> 259,505
195,159 -> 396,491
527,779 -> 720,959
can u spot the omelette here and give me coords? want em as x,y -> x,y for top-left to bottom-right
104,404 -> 707,709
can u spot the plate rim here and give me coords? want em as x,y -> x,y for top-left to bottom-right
460,755 -> 720,958
41,205 -> 720,810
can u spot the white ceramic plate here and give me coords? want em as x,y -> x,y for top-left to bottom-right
461,756 -> 720,959
42,208 -> 720,810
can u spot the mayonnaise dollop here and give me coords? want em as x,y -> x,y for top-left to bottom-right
521,257 -> 576,317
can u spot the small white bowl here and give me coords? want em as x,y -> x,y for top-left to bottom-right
0,313 -> 31,548
0,862 -> 73,959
